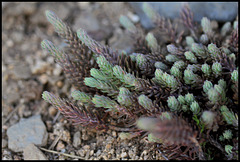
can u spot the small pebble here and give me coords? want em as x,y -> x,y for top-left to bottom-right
121,152 -> 128,158
53,64 -> 62,76
61,130 -> 71,143
83,145 -> 90,150
82,134 -> 89,141
48,106 -> 57,117
96,150 -> 101,157
90,143 -> 96,150
105,143 -> 111,150
107,154 -> 112,159
102,155 -> 108,160
127,12 -> 139,23
110,149 -> 114,155
39,74 -> 48,84
14,155 -> 22,160
112,131 -> 117,137
56,81 -> 63,88
56,140 -> 65,151
144,155 -> 149,160
89,150 -> 94,156
46,57 -> 54,64
49,133 -> 55,141
73,131 -> 81,148
78,149 -> 85,157
141,150 -> 148,156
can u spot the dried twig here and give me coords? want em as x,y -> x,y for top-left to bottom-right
157,144 -> 169,160
39,147 -> 86,160
48,131 -> 62,150
53,110 -> 61,124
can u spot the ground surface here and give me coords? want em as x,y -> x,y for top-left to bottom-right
2,2 -> 166,160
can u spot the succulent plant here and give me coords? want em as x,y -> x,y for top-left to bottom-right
41,3 -> 238,160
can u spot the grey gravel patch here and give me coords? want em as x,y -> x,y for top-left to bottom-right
109,28 -> 134,53
7,115 -> 48,152
73,10 -> 100,33
129,2 -> 238,29
3,2 -> 37,16
13,63 -> 31,79
23,143 -> 48,160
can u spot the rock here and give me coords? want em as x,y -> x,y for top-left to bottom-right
23,143 -> 48,160
73,131 -> 81,148
7,115 -> 48,152
129,2 -> 238,29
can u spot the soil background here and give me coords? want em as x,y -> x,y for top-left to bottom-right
2,2 -> 165,160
